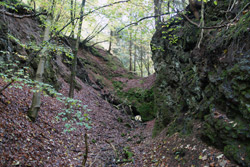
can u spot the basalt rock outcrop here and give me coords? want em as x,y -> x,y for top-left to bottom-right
151,1 -> 250,166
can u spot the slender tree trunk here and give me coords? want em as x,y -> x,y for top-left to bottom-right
140,49 -> 143,77
28,14 -> 53,121
54,0 -> 66,22
143,54 -> 151,76
197,0 -> 204,48
69,0 -> 86,98
70,0 -> 75,37
136,61 -> 142,77
142,54 -> 150,76
108,30 -> 113,53
147,54 -> 150,76
129,31 -> 132,71
140,33 -> 143,77
133,41 -> 136,73
154,0 -> 162,30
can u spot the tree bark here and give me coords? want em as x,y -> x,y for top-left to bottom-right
70,0 -> 75,37
69,0 -> 86,98
108,30 -> 113,53
133,40 -> 137,73
147,54 -> 150,76
140,33 -> 143,77
28,14 -> 53,121
154,0 -> 162,30
129,31 -> 132,71
143,54 -> 150,76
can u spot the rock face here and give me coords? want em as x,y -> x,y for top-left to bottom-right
151,1 -> 250,166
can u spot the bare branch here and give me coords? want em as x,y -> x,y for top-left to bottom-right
181,2 -> 250,30
0,9 -> 47,19
0,80 -> 14,94
197,0 -> 205,48
57,0 -> 130,34
117,12 -> 173,33
83,24 -> 108,44
82,133 -> 88,166
90,40 -> 109,47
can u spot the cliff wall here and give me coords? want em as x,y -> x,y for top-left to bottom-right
151,1 -> 250,166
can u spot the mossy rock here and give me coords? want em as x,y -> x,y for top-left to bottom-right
224,143 -> 250,166
113,82 -> 156,121
151,0 -> 250,165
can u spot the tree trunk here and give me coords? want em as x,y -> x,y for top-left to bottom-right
69,0 -> 86,98
154,0 -> 162,30
140,34 -> 143,77
133,41 -> 137,73
108,30 -> 113,53
143,55 -> 150,76
54,0 -> 65,22
140,49 -> 143,77
147,54 -> 150,76
28,14 -> 53,121
70,0 -> 75,37
129,31 -> 132,71
142,54 -> 151,76
136,61 -> 142,77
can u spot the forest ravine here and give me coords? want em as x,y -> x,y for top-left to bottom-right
1,0 -> 249,166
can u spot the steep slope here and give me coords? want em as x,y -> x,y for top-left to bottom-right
151,0 -> 250,166
0,5 -> 155,166
0,2 -> 242,167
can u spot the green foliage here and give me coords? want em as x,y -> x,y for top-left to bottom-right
0,59 -> 91,133
123,146 -> 134,160
1,32 -> 90,133
55,96 -> 92,133
151,45 -> 165,52
0,59 -> 31,88
0,1 -> 25,12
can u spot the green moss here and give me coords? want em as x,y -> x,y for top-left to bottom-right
208,12 -> 250,49
112,81 -> 125,90
151,1 -> 250,165
138,102 -> 155,121
224,143 -> 250,166
112,82 -> 156,122
90,47 -> 102,58
43,57 -> 61,91
152,119 -> 165,138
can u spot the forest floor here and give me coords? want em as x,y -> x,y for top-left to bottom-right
0,13 -> 238,167
0,75 -> 238,167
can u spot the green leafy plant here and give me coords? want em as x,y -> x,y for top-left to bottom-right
0,34 -> 90,133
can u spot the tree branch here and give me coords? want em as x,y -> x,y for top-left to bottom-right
181,2 -> 250,30
82,133 -> 88,166
56,0 -> 131,34
90,40 -> 109,47
197,0 -> 204,48
0,9 -> 47,19
0,80 -> 14,94
83,23 -> 108,44
117,12 -> 173,33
